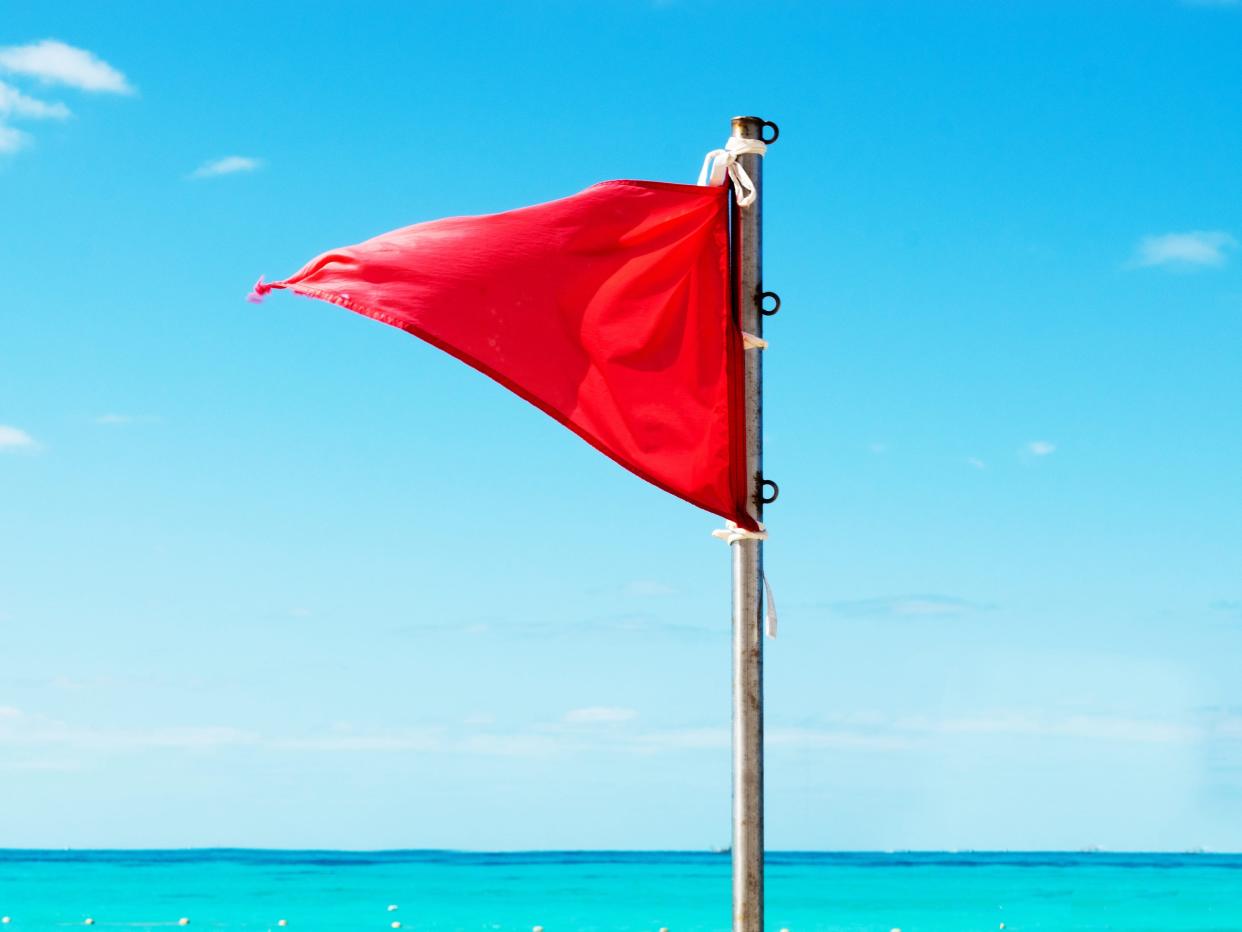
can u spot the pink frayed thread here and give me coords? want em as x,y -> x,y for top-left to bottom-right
247,276 -> 274,304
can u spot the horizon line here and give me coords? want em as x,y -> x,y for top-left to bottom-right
1,847 -> 1237,856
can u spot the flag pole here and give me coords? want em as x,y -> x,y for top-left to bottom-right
729,113 -> 771,932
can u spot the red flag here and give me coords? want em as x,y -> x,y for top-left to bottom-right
254,179 -> 757,530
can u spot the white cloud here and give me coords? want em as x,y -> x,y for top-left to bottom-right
828,594 -> 992,619
623,579 -> 677,597
273,732 -> 440,752
925,713 -> 1198,744
0,80 -> 69,155
0,758 -> 83,773
6,706 -> 1238,763
563,706 -> 638,725
966,457 -> 987,470
766,726 -> 915,751
1131,231 -> 1237,268
93,413 -> 162,427
1027,440 -> 1056,456
191,155 -> 263,178
0,123 -> 27,153
0,42 -> 128,156
0,80 -> 69,120
626,727 -> 729,751
0,425 -> 37,450
0,710 -> 258,751
0,40 -> 132,94
458,732 -> 566,756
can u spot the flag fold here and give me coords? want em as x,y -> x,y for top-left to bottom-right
256,179 -> 757,530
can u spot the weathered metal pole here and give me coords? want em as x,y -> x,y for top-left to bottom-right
729,114 -> 769,932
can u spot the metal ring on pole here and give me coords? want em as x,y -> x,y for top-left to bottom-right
760,478 -> 780,505
759,291 -> 781,316
760,121 -> 779,145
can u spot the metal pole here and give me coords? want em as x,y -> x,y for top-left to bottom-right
730,114 -> 768,932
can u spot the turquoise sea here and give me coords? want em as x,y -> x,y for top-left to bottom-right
1,851 -> 1239,932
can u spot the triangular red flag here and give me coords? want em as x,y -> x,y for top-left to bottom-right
254,179 -> 757,530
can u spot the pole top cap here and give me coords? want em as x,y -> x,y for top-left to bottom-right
731,116 -> 779,144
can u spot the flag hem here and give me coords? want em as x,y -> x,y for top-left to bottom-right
267,281 -> 760,530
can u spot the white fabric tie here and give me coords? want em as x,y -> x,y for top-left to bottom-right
762,572 -> 778,638
741,331 -> 768,350
711,521 -> 779,638
711,520 -> 767,544
697,136 -> 767,206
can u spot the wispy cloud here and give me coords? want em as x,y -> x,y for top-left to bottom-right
622,579 -> 678,598
0,80 -> 70,120
0,710 -> 556,758
1026,440 -> 1056,456
966,457 -> 987,470
0,40 -> 132,94
0,41 -> 129,155
273,731 -> 440,753
917,712 -> 1201,744
1131,231 -> 1237,269
0,123 -> 26,153
94,413 -> 160,426
5,706 -> 1238,762
827,594 -> 994,619
191,155 -> 263,179
0,758 -> 83,773
0,709 -> 257,752
392,611 -> 717,641
0,79 -> 69,153
0,425 -> 38,451
563,706 -> 638,725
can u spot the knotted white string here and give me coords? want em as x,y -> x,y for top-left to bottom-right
697,136 -> 767,206
741,331 -> 768,350
711,521 -> 778,638
711,520 -> 767,544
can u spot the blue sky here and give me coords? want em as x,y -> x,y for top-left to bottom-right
2,0 -> 1241,851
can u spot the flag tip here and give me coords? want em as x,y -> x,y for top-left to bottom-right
247,275 -> 273,304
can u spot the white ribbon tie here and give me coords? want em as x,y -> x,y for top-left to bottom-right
697,136 -> 767,206
712,521 -> 779,638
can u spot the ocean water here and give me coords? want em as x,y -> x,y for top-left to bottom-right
0,850 -> 1240,932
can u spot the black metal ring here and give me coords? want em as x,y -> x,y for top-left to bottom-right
760,121 -> 780,145
760,478 -> 780,505
760,291 -> 781,316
